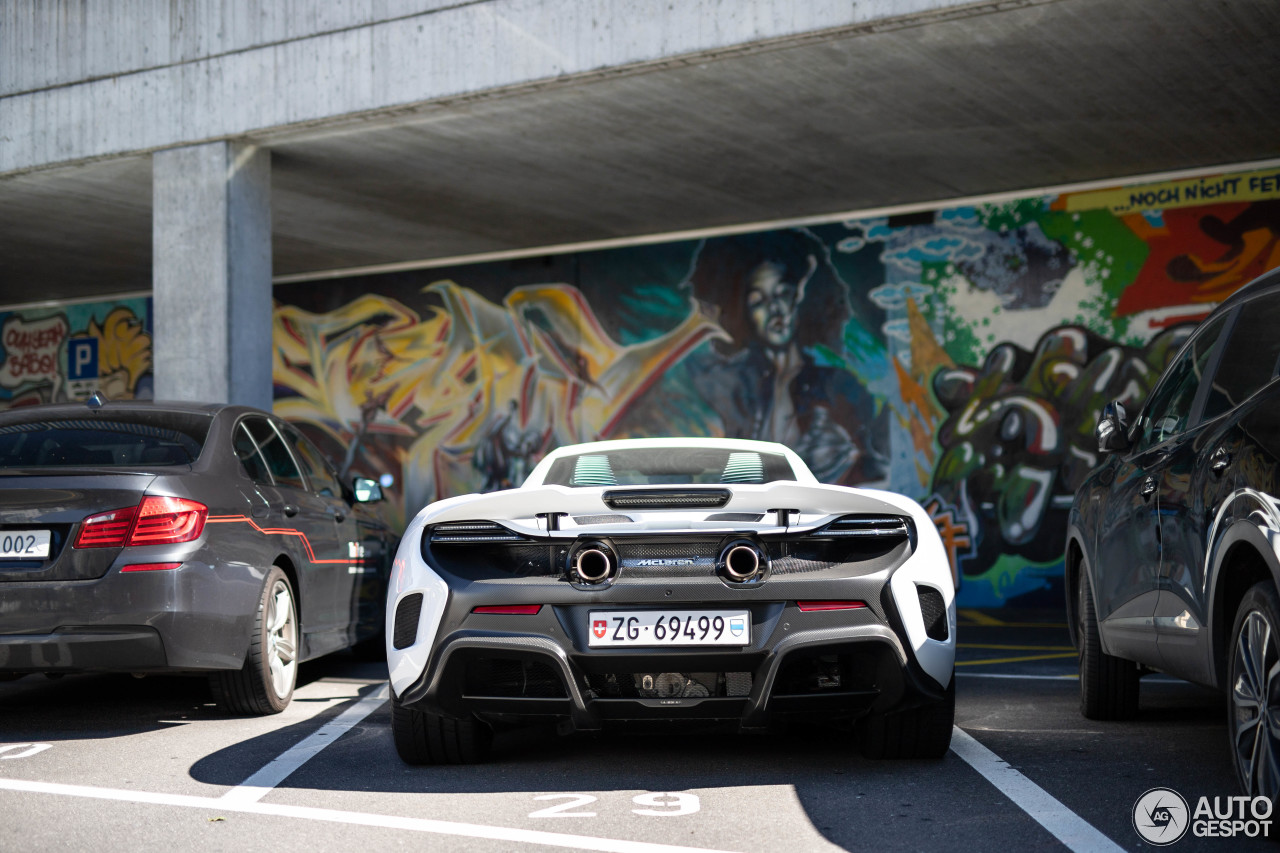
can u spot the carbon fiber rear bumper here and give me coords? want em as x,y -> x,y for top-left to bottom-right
396,603 -> 948,730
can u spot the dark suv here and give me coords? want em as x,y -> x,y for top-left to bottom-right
1066,265 -> 1280,801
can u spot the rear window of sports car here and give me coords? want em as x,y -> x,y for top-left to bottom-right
540,448 -> 797,487
0,416 -> 209,468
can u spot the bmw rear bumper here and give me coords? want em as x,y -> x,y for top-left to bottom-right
0,559 -> 262,673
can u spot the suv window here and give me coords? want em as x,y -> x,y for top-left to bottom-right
283,427 -> 343,497
1134,314 -> 1227,451
1203,293 -> 1280,420
242,417 -> 305,489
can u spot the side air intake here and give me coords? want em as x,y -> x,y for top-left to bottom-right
917,584 -> 948,641
393,593 -> 424,649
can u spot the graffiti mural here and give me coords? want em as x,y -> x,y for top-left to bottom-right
268,167 -> 1280,606
0,300 -> 153,407
4,167 -> 1279,607
272,281 -> 725,526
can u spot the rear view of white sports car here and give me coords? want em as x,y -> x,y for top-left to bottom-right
386,438 -> 955,763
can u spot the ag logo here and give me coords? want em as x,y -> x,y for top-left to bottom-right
729,617 -> 745,638
1133,787 -> 1189,845
592,619 -> 607,639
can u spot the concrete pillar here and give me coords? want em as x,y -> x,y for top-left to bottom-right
152,141 -> 272,410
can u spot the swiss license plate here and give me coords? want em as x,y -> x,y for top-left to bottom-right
0,530 -> 51,559
587,610 -> 750,647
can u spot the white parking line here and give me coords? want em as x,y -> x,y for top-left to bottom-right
950,727 -> 1124,853
956,671 -> 1185,684
0,777 -> 740,853
220,683 -> 390,803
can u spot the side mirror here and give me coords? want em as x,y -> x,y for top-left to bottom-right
352,477 -> 383,502
1096,400 -> 1131,454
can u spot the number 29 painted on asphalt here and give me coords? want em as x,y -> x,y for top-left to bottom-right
529,792 -> 700,818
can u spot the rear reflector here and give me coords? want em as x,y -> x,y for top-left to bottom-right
471,605 -> 543,615
120,562 -> 183,573
797,600 -> 867,612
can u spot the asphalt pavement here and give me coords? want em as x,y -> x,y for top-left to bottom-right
0,609 -> 1264,852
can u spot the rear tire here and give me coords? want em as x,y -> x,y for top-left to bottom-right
859,677 -> 955,759
1228,581 -> 1280,802
391,693 -> 492,765
1077,569 -> 1139,720
209,567 -> 297,715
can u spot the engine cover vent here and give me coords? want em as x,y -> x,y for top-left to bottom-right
602,488 -> 731,510
430,521 -> 529,544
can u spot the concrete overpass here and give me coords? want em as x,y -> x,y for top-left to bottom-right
2,0 -> 1279,404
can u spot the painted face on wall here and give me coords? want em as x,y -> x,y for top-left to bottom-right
746,259 -> 811,348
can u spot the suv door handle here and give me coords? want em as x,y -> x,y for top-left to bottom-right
1211,448 -> 1231,476
1140,476 -> 1157,500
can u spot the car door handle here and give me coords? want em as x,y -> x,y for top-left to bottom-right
1140,477 -> 1157,500
1211,448 -> 1231,476
282,504 -> 299,518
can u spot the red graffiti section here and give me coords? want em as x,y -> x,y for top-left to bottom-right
1120,201 -> 1280,320
0,315 -> 68,389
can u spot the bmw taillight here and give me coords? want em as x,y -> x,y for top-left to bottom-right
129,497 -> 207,546
75,497 -> 208,549
75,506 -> 138,548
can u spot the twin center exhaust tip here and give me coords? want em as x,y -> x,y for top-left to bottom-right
573,546 -> 614,584
721,543 -> 762,582
569,539 -> 766,585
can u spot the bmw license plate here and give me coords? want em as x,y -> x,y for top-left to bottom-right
588,610 -> 750,647
0,530 -> 50,559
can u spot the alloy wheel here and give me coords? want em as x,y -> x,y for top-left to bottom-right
1231,609 -> 1280,800
265,580 -> 297,699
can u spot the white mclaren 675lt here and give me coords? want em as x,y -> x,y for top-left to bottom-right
386,438 -> 956,763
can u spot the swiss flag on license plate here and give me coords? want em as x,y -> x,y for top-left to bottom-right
592,619 -> 608,639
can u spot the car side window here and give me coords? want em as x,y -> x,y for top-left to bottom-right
1134,314 -> 1227,451
1203,294 -> 1280,420
243,417 -> 306,489
283,426 -> 344,498
233,423 -> 272,484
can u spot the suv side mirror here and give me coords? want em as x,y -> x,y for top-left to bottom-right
352,477 -> 383,502
1096,400 -> 1131,454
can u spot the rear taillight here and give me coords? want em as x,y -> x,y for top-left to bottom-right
75,497 -> 208,549
129,497 -> 207,546
75,506 -> 138,548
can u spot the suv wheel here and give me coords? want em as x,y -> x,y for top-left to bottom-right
1078,569 -> 1139,720
391,693 -> 493,765
1228,581 -> 1280,801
